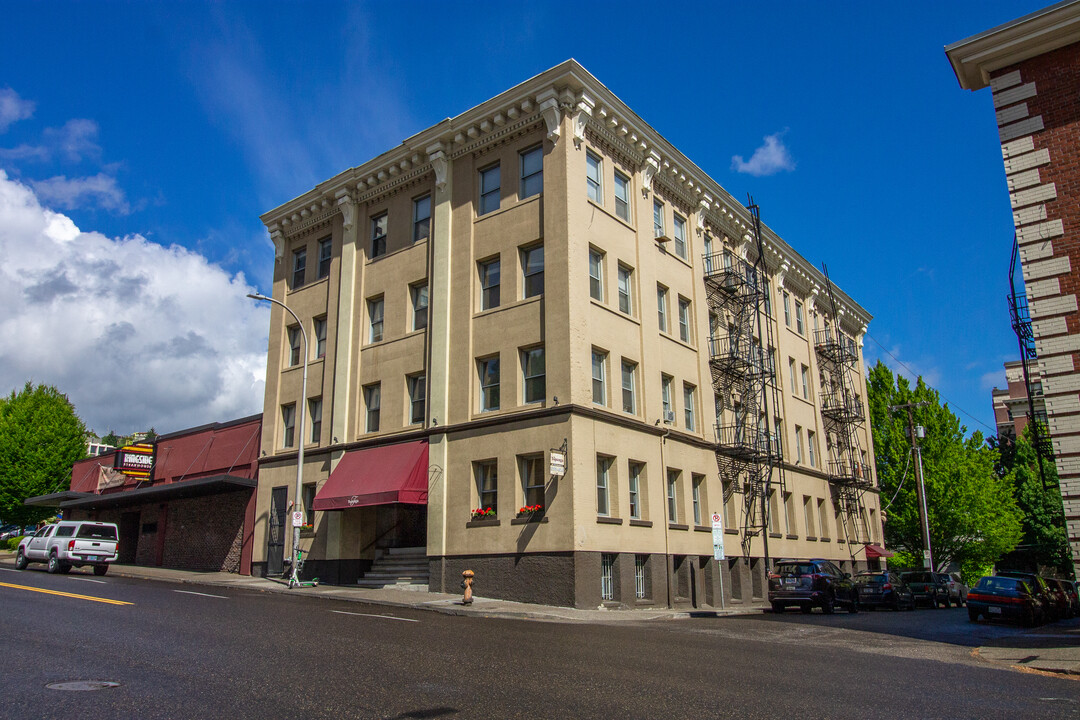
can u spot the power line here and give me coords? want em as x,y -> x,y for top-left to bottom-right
865,332 -> 997,436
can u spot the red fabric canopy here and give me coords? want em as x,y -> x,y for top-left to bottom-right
864,544 -> 894,559
313,441 -> 429,510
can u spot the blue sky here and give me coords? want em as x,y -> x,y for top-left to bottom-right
0,1 -> 1043,435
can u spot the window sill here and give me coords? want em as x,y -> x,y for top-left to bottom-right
300,529 -> 316,538
660,332 -> 697,353
285,275 -> 329,296
725,528 -> 739,535
472,293 -> 542,321
589,297 -> 640,325
585,197 -> 636,233
364,238 -> 427,266
806,536 -> 818,542
596,516 -> 623,525
786,534 -> 799,540
769,532 -> 782,539
820,537 -> 831,542
694,525 -> 711,533
629,519 -> 652,528
474,192 -> 542,223
466,518 -> 501,528
668,523 -> 689,531
510,516 -> 549,526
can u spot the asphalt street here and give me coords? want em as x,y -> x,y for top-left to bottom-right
1,566 -> 1077,719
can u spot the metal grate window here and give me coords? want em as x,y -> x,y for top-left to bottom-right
601,553 -> 615,601
635,555 -> 647,599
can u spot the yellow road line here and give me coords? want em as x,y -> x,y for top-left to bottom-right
0,581 -> 132,606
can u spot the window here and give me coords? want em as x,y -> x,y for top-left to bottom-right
653,200 -> 665,239
628,461 -> 644,519
723,481 -> 736,527
313,317 -> 326,359
807,430 -> 817,467
661,374 -> 673,422
370,212 -> 387,258
413,195 -> 431,244
281,404 -> 296,448
317,237 -> 332,279
407,374 -> 426,425
308,397 -> 322,444
363,384 -> 381,432
522,244 -> 544,298
476,460 -> 497,513
479,356 -> 500,412
592,350 -> 607,405
818,499 -> 829,540
291,248 -> 306,289
635,555 -> 647,599
764,279 -> 772,316
302,482 -> 316,526
795,425 -> 803,464
801,364 -> 810,400
783,291 -> 791,327
614,170 -> 630,221
621,360 -> 637,414
666,470 -> 679,522
657,285 -> 669,332
368,297 -> 384,343
784,492 -> 796,535
678,297 -> 692,343
617,265 -> 632,315
520,455 -> 544,506
767,490 -> 779,533
411,283 -> 428,331
596,455 -> 612,516
795,300 -> 805,334
803,495 -> 816,537
692,474 -> 703,526
589,248 -> 604,301
673,214 -> 687,259
479,164 -> 500,215
586,150 -> 602,203
683,384 -> 696,431
479,257 -> 500,310
788,357 -> 797,393
522,346 -> 545,403
287,325 -> 301,366
601,553 -> 615,601
520,146 -> 543,199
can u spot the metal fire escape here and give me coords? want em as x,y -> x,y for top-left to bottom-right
1008,237 -> 1054,486
704,198 -> 786,561
813,267 -> 873,547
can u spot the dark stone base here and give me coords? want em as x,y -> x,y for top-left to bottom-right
252,559 -> 373,586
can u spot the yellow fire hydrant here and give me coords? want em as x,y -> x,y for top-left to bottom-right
461,569 -> 475,605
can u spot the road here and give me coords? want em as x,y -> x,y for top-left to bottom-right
1,566 -> 1077,719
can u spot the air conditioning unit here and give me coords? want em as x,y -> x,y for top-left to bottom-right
655,229 -> 672,243
663,410 -> 676,424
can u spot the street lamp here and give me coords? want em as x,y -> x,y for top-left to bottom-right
248,292 -> 307,588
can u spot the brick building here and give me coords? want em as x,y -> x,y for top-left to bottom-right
947,0 -> 1080,578
992,360 -> 1046,442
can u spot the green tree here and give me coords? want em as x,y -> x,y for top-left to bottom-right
868,361 -> 1022,580
100,430 -> 122,448
0,383 -> 87,527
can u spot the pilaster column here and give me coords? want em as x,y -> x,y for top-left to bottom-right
330,191 -> 359,447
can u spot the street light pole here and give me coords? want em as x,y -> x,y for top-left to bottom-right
889,401 -> 933,571
248,292 -> 307,588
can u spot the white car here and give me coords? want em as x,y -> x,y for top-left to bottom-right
16,521 -> 119,576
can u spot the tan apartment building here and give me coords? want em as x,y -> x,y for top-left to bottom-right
251,60 -> 880,608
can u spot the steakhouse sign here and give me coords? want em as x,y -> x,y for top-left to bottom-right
115,443 -> 155,480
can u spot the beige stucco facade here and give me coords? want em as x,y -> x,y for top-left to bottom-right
250,61 -> 878,608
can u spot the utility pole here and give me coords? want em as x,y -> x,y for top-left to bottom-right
889,401 -> 934,571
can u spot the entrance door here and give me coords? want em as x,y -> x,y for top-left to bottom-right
118,512 -> 139,564
267,486 -> 288,576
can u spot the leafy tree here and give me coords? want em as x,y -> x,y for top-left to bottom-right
0,383 -> 87,527
100,430 -> 122,448
868,361 -> 1022,579
144,427 -> 157,442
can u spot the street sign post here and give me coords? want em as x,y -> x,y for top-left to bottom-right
712,512 -> 726,610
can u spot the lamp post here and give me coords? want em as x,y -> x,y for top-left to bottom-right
248,292 -> 307,588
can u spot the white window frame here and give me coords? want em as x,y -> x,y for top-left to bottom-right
586,150 -> 602,203
479,163 -> 500,215
520,145 -> 543,199
592,349 -> 607,406
683,384 -> 696,431
666,470 -> 679,523
621,360 -> 637,414
522,346 -> 545,404
657,285 -> 669,332
596,455 -> 611,516
411,283 -> 428,332
413,195 -> 431,244
364,384 -> 380,433
673,213 -> 687,259
589,248 -> 604,301
479,356 -> 500,412
678,297 -> 691,343
479,257 -> 500,310
614,170 -> 630,221
368,297 -> 384,343
617,264 -> 633,315
521,244 -> 544,299
629,462 -> 643,519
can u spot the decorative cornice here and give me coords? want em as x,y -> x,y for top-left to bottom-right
450,113 -> 544,160
427,142 -> 449,192
335,191 -> 356,233
571,90 -> 595,149
536,88 -> 562,144
357,165 -> 432,205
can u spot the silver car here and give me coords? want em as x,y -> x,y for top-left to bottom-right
936,572 -> 968,606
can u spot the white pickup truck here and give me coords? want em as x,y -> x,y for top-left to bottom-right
15,521 -> 119,576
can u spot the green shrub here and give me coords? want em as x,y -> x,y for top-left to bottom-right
5,536 -> 26,551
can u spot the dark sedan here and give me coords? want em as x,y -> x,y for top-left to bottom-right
967,576 -> 1044,626
854,571 -> 915,611
900,571 -> 948,608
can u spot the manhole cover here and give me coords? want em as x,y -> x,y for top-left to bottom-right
46,681 -> 120,691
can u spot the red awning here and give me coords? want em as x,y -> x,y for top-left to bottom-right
864,544 -> 894,559
313,441 -> 429,510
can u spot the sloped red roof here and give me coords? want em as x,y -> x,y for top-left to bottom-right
314,441 -> 428,510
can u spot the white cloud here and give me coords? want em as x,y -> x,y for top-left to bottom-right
0,170 -> 267,435
732,131 -> 796,177
31,173 -> 131,214
0,88 -> 34,133
980,368 -> 1006,392
0,118 -> 102,164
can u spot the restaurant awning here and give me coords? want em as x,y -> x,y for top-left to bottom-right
53,474 -> 257,511
863,544 -> 894,559
313,441 -> 428,511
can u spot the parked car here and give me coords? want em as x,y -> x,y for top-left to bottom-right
936,572 -> 968,606
995,571 -> 1056,622
768,559 -> 859,614
900,571 -> 949,608
1042,578 -> 1076,620
968,575 -> 1046,626
15,521 -> 119,575
854,571 -> 915,611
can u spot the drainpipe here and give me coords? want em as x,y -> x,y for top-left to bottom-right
659,423 -> 672,608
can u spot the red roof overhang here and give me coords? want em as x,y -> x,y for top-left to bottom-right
864,544 -> 894,559
313,441 -> 429,510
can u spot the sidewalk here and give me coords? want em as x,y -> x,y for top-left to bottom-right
973,625 -> 1080,677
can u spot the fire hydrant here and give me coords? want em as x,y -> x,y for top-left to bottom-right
461,569 -> 475,605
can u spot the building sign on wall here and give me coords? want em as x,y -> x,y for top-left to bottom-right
115,443 -> 155,480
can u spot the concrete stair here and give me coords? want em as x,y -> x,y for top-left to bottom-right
356,546 -> 429,591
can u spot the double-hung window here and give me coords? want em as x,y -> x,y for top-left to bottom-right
520,455 -> 545,506
653,201 -> 665,239
479,356 -> 500,412
317,237 -> 332,279
371,213 -> 387,258
302,483 -> 316,526
308,397 -> 322,444
363,384 -> 381,432
666,470 -> 679,522
287,325 -> 301,366
673,214 -> 687,259
628,462 -> 643,519
591,350 -> 607,406
589,249 -> 604,301
807,430 -> 817,467
678,297 -> 691,343
368,297 -> 384,343
522,244 -> 544,298
411,283 -> 428,331
586,150 -> 602,203
692,475 -> 703,526
783,291 -> 791,327
617,265 -> 632,315
413,195 -> 431,243
795,300 -> 805,334
520,146 -> 543,199
596,455 -> 612,516
479,164 -> 500,215
479,258 -> 500,310
281,404 -> 296,448
407,374 -> 426,425
291,248 -> 306,289
795,425 -> 804,464
683,384 -> 696,431
313,317 -> 326,359
476,460 -> 498,513
614,170 -> 630,221
661,374 -> 673,422
621,360 -> 637,414
657,285 -> 669,332
801,364 -> 810,400
522,346 -> 545,403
